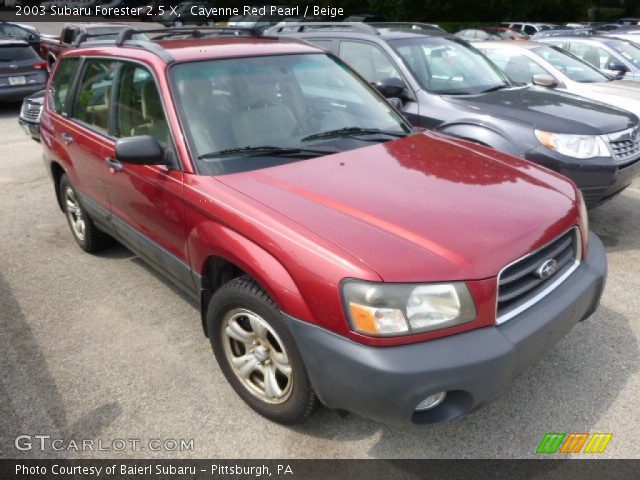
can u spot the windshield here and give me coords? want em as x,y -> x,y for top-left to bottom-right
170,53 -> 410,175
389,37 -> 510,94
531,45 -> 609,82
604,39 -> 640,68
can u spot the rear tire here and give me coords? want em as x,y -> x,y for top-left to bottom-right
207,275 -> 318,424
59,174 -> 113,253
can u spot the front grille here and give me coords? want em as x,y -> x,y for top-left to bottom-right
20,100 -> 42,123
607,126 -> 640,164
496,228 -> 581,324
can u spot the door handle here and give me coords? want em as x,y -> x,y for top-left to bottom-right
105,156 -> 124,172
62,133 -> 74,144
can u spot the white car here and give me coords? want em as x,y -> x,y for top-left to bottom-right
477,40 -> 640,118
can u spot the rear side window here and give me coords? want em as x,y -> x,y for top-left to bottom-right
0,45 -> 38,61
72,59 -> 118,133
49,57 -> 80,114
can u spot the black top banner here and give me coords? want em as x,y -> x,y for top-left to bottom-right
0,0 -> 634,23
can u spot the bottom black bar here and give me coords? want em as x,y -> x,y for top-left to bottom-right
1,459 -> 639,480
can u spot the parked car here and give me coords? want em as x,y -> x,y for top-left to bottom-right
601,26 -> 640,45
593,23 -> 622,32
615,18 -> 640,25
343,13 -> 385,22
503,22 -> 560,36
538,36 -> 640,80
531,27 -> 596,39
271,23 -> 640,207
0,38 -> 47,102
0,22 -> 42,53
41,27 -> 606,426
479,40 -> 640,124
18,89 -> 44,141
226,10 -> 287,30
154,1 -> 216,26
40,23 -> 141,70
455,29 -> 501,42
480,26 -> 529,41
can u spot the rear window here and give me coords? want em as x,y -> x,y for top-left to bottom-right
0,45 -> 38,62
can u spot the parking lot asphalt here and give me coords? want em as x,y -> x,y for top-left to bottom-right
1,24 -> 640,460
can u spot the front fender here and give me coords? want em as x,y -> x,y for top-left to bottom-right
190,222 -> 315,325
437,123 -> 521,156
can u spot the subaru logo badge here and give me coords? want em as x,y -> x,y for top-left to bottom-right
536,259 -> 558,280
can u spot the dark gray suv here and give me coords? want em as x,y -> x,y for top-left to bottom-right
269,23 -> 640,207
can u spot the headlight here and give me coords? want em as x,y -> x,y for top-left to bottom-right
535,130 -> 610,159
342,281 -> 476,337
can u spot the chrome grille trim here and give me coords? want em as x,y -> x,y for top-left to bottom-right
496,227 -> 581,325
20,101 -> 42,123
606,126 -> 640,164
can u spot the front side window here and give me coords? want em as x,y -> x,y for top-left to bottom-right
170,53 -> 409,175
72,59 -> 118,133
531,45 -> 608,82
113,62 -> 170,148
604,39 -> 640,68
338,41 -> 403,84
481,49 -> 546,84
567,42 -> 615,70
391,37 -> 509,94
49,57 -> 80,114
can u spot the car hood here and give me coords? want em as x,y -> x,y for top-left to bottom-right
443,85 -> 637,134
575,81 -> 640,116
217,133 -> 579,282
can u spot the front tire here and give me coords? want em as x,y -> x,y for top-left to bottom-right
207,276 -> 318,424
60,174 -> 113,253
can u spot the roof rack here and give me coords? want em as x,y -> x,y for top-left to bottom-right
265,22 -> 378,35
115,26 -> 261,45
370,22 -> 445,32
71,26 -> 264,63
73,31 -> 134,47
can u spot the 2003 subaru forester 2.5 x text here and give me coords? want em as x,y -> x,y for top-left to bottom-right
40,27 -> 607,426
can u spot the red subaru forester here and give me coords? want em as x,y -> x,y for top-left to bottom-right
40,28 -> 607,426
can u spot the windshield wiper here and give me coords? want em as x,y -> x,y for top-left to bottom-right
479,84 -> 512,93
198,145 -> 336,160
301,127 -> 407,142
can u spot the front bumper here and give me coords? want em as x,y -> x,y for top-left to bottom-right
525,146 -> 640,207
18,118 -> 40,142
286,232 -> 607,426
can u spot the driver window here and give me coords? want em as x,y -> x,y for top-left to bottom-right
483,50 -> 547,84
568,43 -> 613,69
113,63 -> 171,148
339,41 -> 403,84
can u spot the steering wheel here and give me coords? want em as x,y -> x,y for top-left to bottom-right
292,108 -> 334,136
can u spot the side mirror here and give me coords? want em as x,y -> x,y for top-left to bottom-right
115,135 -> 165,165
386,97 -> 403,110
532,73 -> 558,87
607,60 -> 629,75
374,77 -> 407,99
